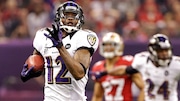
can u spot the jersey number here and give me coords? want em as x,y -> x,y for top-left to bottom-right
46,56 -> 71,84
102,78 -> 125,100
146,79 -> 169,100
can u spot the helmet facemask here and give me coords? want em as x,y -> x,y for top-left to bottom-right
55,1 -> 84,33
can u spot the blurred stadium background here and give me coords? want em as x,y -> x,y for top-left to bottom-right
0,0 -> 180,101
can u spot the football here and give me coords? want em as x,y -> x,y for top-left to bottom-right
25,54 -> 45,72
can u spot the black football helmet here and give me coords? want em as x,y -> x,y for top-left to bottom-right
148,34 -> 172,66
55,1 -> 84,33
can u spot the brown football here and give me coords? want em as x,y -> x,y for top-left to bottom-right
25,54 -> 44,72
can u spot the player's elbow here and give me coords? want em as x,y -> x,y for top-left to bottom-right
139,83 -> 145,90
74,63 -> 87,80
74,74 -> 84,80
136,80 -> 145,92
92,93 -> 103,101
73,70 -> 85,80
71,63 -> 87,80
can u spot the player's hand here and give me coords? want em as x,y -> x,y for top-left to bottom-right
44,22 -> 63,48
20,64 -> 42,82
90,71 -> 107,81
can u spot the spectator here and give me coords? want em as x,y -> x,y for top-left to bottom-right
27,0 -> 51,39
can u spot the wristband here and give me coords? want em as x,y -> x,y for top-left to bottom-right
57,41 -> 63,48
101,71 -> 108,76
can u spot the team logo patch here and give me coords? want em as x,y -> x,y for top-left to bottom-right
87,34 -> 96,46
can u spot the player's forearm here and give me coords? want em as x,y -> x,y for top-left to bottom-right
137,89 -> 145,101
91,94 -> 103,101
58,47 -> 85,79
91,97 -> 103,101
132,73 -> 145,101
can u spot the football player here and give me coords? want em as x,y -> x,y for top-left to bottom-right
94,33 -> 180,101
90,32 -> 144,101
20,1 -> 99,101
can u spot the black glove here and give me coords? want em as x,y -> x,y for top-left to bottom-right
20,64 -> 42,82
90,71 -> 107,81
44,22 -> 63,48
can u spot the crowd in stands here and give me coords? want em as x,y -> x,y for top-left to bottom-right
0,0 -> 180,42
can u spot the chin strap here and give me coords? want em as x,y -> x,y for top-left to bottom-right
61,26 -> 79,33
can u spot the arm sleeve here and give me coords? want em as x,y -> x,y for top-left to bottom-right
125,66 -> 139,75
131,52 -> 148,71
76,30 -> 99,56
33,28 -> 50,53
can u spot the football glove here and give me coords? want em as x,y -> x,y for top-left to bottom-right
20,64 -> 42,82
44,22 -> 63,48
90,71 -> 107,81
